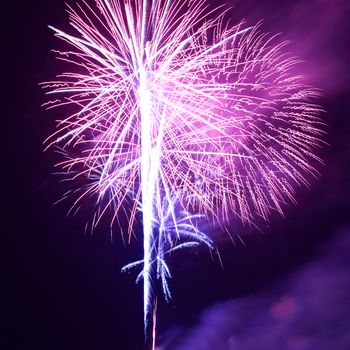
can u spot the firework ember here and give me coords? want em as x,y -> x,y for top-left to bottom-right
42,0 -> 324,348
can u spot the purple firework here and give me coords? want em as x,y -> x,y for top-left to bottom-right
41,0 -> 325,348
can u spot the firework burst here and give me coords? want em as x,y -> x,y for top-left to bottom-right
42,0 -> 324,347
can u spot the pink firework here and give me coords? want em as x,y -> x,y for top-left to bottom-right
42,0 -> 324,347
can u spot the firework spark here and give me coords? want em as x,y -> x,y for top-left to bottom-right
42,0 -> 324,347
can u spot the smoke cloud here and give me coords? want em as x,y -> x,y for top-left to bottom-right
162,226 -> 350,350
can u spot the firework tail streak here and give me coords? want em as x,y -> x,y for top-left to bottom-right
42,0 -> 324,348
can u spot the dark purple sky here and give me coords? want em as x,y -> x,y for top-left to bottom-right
2,0 -> 350,349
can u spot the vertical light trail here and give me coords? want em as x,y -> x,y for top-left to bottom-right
139,2 -> 158,343
139,64 -> 156,345
139,63 -> 167,348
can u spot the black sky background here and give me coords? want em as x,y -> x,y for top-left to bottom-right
2,0 -> 350,349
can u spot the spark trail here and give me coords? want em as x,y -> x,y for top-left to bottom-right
42,0 -> 324,348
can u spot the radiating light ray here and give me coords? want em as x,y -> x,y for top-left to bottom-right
42,0 -> 325,347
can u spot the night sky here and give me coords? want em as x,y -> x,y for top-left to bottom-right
3,0 -> 350,349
